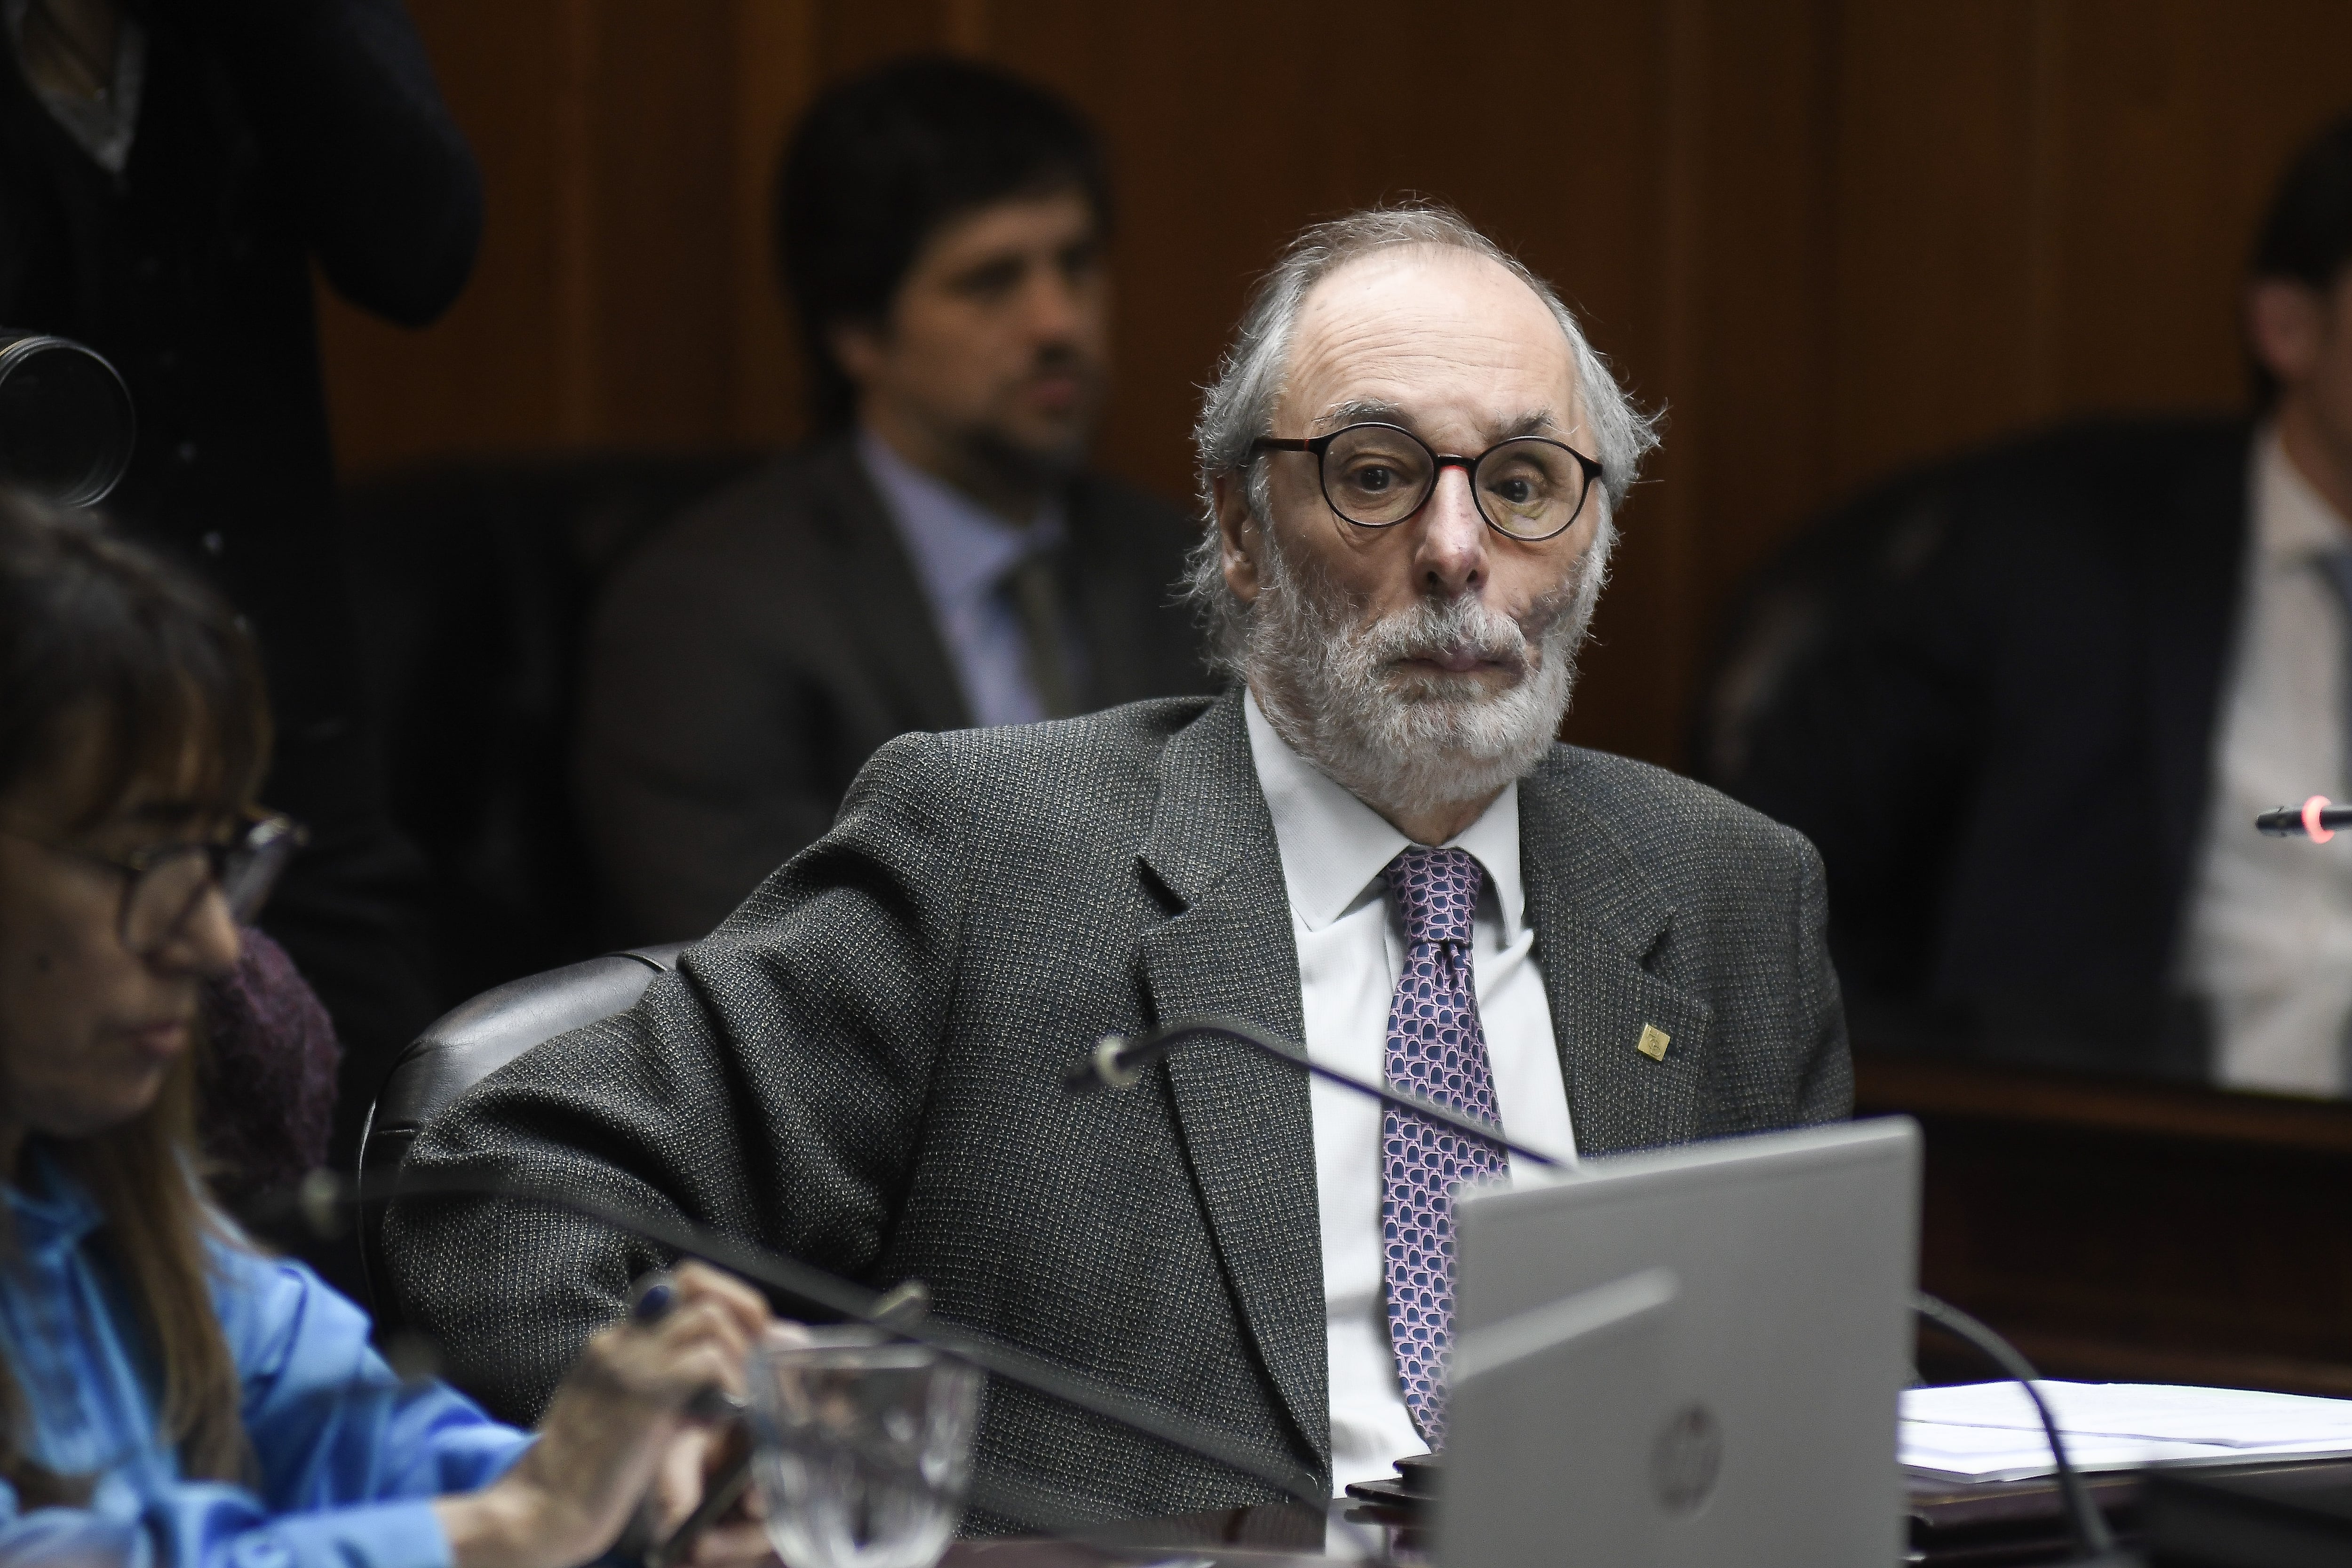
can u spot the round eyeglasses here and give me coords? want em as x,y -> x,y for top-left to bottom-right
1250,421 -> 1605,542
6,812 -> 305,955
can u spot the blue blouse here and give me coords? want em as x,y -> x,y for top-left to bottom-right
0,1155 -> 532,1567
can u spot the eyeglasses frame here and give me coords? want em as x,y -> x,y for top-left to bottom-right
1248,421 -> 1606,543
1,811 -> 306,954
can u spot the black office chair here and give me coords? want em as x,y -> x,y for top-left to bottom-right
355,942 -> 689,1327
342,454 -> 762,1007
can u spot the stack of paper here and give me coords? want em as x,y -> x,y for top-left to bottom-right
1901,1381 -> 2352,1482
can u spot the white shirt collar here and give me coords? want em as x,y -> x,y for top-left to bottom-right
2254,422 -> 2352,565
1242,686 -> 1526,939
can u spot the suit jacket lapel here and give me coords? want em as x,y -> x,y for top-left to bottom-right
809,439 -> 971,732
1133,689 -> 1328,1472
1520,755 -> 1717,1155
2144,424 -> 2253,931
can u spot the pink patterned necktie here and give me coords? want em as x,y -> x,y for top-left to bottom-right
1381,844 -> 1509,1450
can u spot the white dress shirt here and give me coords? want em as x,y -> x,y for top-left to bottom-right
1242,690 -> 1576,1494
2180,426 -> 2352,1096
857,428 -> 1075,727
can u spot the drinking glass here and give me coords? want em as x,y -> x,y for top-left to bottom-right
747,1328 -> 984,1568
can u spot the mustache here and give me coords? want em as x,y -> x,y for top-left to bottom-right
1353,584 -> 1578,679
1025,341 -> 1092,377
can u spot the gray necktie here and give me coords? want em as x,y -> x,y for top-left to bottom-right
1002,547 -> 1079,720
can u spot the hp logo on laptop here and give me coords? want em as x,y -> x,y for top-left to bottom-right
1650,1403 -> 1723,1514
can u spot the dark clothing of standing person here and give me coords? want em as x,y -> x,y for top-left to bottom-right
576,56 -> 1213,947
0,0 -> 482,1162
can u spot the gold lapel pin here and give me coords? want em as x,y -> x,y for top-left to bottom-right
1636,1024 -> 1671,1062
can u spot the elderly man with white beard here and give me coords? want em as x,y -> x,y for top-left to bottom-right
386,206 -> 1852,1527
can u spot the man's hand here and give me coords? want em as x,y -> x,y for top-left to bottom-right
434,1262 -> 774,1568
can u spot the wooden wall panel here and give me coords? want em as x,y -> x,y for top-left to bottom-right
1625,0 -> 1841,755
578,4 -> 738,446
1826,2 -> 2049,493
727,0 -> 816,446
2044,0 -> 2352,415
316,0 -> 580,461
1823,0 -> 2352,493
315,0 -> 2352,768
315,0 -> 751,462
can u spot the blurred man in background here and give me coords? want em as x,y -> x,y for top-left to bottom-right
578,55 -> 1210,946
0,0 -> 481,1163
1700,110 -> 2352,1097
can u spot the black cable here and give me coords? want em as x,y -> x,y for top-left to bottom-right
1913,1291 -> 2115,1560
1066,1014 -> 1570,1168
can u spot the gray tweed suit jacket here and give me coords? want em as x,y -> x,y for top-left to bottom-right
385,687 -> 1850,1525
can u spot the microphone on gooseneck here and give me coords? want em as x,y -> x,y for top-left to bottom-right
2256,795 -> 2352,840
1064,1012 -> 1574,1169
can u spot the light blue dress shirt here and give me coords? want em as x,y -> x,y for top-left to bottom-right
857,427 -> 1079,727
0,1153 -> 531,1568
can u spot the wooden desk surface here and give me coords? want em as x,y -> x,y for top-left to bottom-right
933,1475 -> 2185,1568
1856,1050 -> 2352,1394
943,1503 -> 1388,1567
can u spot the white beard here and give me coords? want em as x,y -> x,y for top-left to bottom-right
1242,525 -> 1610,831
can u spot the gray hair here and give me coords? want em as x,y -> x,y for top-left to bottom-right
1183,204 -> 1660,665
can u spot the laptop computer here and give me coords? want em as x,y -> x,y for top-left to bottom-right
1438,1117 -> 1922,1568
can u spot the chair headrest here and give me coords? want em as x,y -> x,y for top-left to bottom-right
372,943 -> 688,1138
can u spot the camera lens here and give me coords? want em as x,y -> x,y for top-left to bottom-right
0,335 -> 135,507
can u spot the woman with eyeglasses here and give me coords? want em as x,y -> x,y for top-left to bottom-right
0,496 -> 774,1567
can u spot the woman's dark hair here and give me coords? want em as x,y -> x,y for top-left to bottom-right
775,53 -> 1111,434
2249,109 -> 2352,406
0,491 -> 268,1503
0,491 -> 270,824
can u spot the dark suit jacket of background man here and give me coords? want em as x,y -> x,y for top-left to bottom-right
1699,416 -> 2251,1078
575,436 -> 1214,945
390,688 -> 1851,1525
0,0 -> 481,1162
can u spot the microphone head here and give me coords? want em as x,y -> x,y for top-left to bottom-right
1061,1035 -> 1146,1094
2256,798 -> 2350,840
